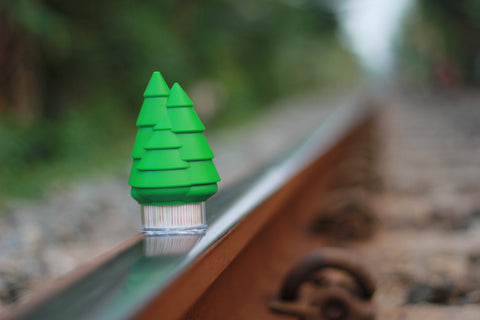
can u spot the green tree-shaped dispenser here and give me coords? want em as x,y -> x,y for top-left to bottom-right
129,73 -> 220,233
166,83 -> 220,202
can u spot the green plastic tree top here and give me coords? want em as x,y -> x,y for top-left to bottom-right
129,72 -> 220,205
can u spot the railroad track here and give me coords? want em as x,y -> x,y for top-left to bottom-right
5,100 -> 379,320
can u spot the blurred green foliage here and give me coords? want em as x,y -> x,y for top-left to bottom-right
0,0 -> 360,199
0,98 -> 133,197
398,0 -> 480,87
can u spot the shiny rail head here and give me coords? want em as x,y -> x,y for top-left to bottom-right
141,203 -> 207,235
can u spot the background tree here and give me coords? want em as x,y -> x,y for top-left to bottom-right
398,0 -> 480,87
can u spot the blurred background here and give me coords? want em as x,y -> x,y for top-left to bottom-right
1,0 -> 480,313
0,0 -> 354,199
1,0 -> 480,200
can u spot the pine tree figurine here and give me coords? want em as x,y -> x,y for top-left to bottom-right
129,72 -> 220,233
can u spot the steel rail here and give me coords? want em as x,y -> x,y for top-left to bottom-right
5,98 -> 377,320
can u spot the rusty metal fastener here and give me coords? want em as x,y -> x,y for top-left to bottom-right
270,248 -> 376,320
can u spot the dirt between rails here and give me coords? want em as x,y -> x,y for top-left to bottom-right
337,92 -> 480,319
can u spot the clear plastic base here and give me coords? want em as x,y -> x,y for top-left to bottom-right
141,203 -> 206,235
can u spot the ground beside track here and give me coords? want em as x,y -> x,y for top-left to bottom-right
350,92 -> 480,319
